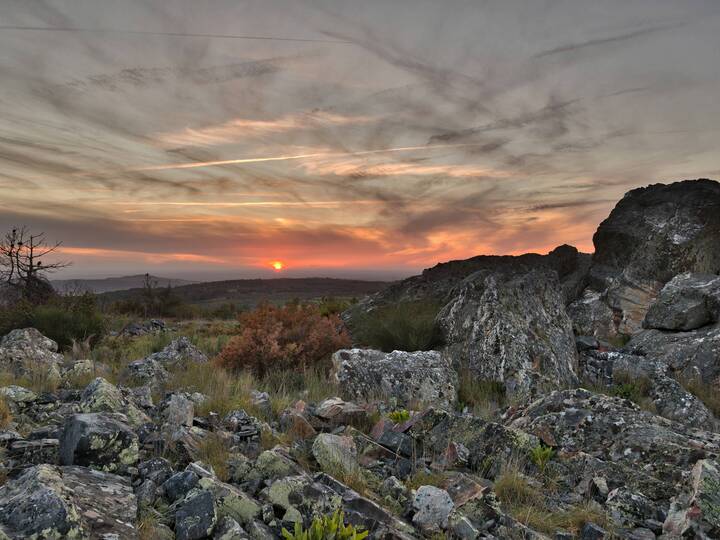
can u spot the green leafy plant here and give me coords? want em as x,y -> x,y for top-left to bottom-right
529,444 -> 555,473
387,409 -> 410,424
281,510 -> 368,540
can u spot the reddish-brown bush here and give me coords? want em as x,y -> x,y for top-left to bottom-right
216,303 -> 351,376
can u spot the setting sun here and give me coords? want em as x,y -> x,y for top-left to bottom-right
271,261 -> 284,271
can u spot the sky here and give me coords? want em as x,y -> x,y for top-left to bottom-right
1,0 -> 719,280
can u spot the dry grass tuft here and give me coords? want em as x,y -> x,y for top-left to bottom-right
193,432 -> 230,482
0,396 -> 12,429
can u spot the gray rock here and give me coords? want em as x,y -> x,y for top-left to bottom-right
580,522 -> 607,539
213,516 -> 249,539
0,385 -> 37,404
59,413 -> 139,473
438,268 -> 579,398
412,485 -> 454,532
147,337 -> 208,367
625,324 -> 720,383
0,328 -> 63,381
123,357 -> 170,386
0,464 -> 137,539
161,393 -> 195,428
332,348 -> 458,410
644,272 -> 720,331
567,290 -> 620,343
162,470 -> 199,502
312,433 -> 358,476
176,489 -> 218,540
138,457 -> 174,485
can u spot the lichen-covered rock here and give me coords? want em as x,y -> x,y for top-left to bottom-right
581,350 -> 718,431
59,412 -> 139,473
644,272 -> 720,331
175,489 -> 218,540
0,464 -> 137,539
161,393 -> 195,428
0,385 -> 37,404
162,470 -> 199,502
146,336 -> 208,367
122,357 -> 170,386
0,328 -> 63,382
412,485 -> 454,532
197,476 -> 261,525
251,447 -> 304,482
79,377 -> 150,427
312,433 -> 358,476
663,458 -> 720,538
438,268 -> 578,398
567,290 -> 620,343
508,389 -> 720,487
332,349 -> 457,410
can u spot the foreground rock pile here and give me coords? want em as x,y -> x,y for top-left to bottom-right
1,179 -> 719,539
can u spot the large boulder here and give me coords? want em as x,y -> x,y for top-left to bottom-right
588,179 -> 720,334
643,272 -> 720,331
438,268 -> 578,398
312,433 -> 358,476
332,349 -> 458,410
0,328 -> 63,380
625,324 -> 720,383
0,464 -> 137,539
59,412 -> 139,473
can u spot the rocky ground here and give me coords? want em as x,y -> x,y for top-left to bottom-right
1,179 -> 719,539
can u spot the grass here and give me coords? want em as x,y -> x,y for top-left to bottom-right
193,432 -> 230,482
404,470 -> 446,491
351,300 -> 444,352
457,372 -> 506,419
0,365 -> 59,394
387,409 -> 410,424
608,372 -> 656,413
529,444 -> 554,474
679,375 -> 720,417
493,459 -> 613,536
0,396 -> 11,429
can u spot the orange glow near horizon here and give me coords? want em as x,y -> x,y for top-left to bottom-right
271,261 -> 285,271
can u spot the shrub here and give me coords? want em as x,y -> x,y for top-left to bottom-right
281,510 -> 368,540
609,372 -> 656,412
31,297 -> 106,349
217,303 -> 350,377
351,300 -> 444,352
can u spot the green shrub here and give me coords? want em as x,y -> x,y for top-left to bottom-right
529,444 -> 554,473
351,300 -> 444,352
281,510 -> 368,540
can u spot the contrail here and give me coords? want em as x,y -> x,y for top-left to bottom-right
0,25 -> 352,44
133,143 -> 485,172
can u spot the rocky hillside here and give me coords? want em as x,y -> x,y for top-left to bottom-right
1,178 -> 719,540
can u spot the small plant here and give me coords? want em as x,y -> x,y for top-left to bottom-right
281,510 -> 368,540
387,409 -> 410,424
0,396 -> 12,429
351,300 -> 444,352
404,470 -> 446,491
529,444 -> 555,473
609,372 -> 656,412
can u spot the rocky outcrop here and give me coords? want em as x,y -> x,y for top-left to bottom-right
147,337 -> 208,367
663,458 -> 720,538
79,377 -> 150,427
581,179 -> 720,336
438,268 -> 579,397
332,348 -> 458,410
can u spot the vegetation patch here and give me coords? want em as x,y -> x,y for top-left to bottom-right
282,509 -> 368,540
457,372 -> 506,419
351,300 -> 444,352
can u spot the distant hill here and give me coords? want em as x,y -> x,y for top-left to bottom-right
96,277 -> 392,308
52,274 -> 197,294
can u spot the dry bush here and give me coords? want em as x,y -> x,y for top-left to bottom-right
217,303 -> 350,377
193,432 -> 230,482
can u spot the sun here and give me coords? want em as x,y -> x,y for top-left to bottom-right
271,261 -> 284,271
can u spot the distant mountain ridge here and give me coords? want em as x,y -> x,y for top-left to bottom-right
96,277 -> 392,307
51,274 -> 198,294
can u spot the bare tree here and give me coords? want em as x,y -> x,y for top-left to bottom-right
0,226 -> 70,303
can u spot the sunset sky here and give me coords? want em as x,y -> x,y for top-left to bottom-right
1,0 -> 719,280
